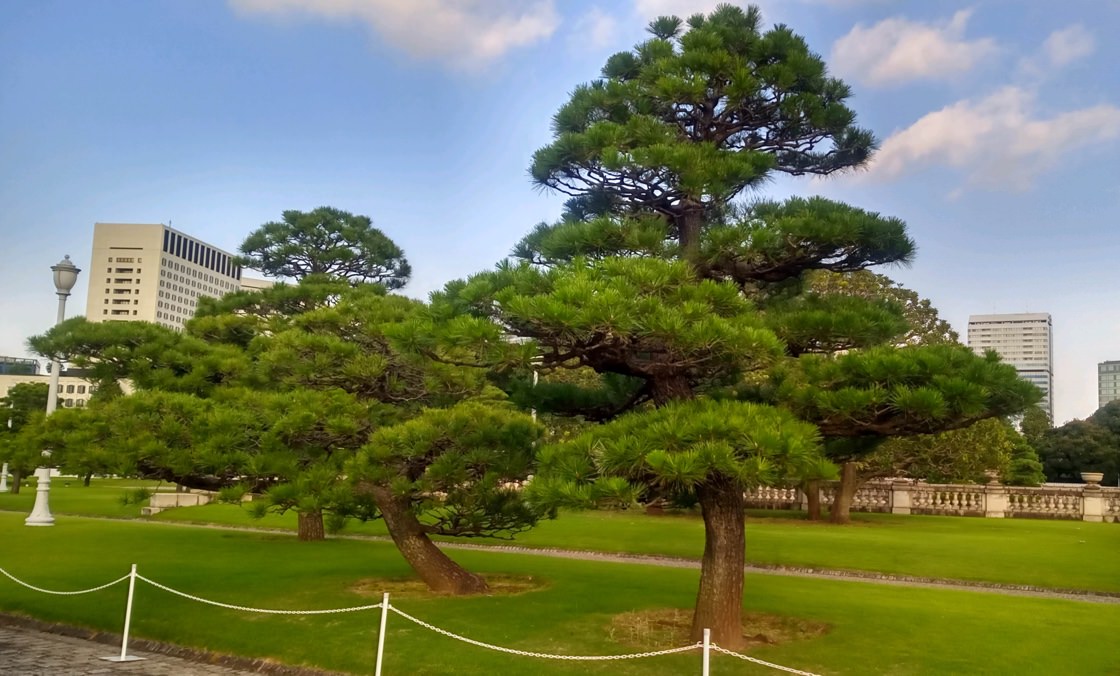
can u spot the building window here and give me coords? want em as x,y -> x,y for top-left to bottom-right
66,385 -> 75,393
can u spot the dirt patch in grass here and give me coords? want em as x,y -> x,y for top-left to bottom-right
349,574 -> 548,599
608,608 -> 829,650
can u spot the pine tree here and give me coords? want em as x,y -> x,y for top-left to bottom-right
419,5 -> 1038,647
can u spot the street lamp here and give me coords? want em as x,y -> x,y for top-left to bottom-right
26,255 -> 81,526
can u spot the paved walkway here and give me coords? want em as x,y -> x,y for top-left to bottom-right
0,624 -> 258,676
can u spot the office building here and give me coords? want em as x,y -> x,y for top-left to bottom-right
0,361 -> 98,410
967,313 -> 1053,420
86,223 -> 268,331
1099,361 -> 1120,409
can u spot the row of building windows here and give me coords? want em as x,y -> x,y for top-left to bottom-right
57,384 -> 95,394
162,229 -> 241,280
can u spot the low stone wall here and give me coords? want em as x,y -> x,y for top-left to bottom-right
746,480 -> 1120,523
141,491 -> 213,516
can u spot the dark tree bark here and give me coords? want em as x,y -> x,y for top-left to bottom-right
829,462 -> 860,524
11,470 -> 21,495
650,375 -> 695,406
297,510 -> 325,541
803,479 -> 821,521
83,471 -> 93,487
690,479 -> 746,650
370,486 -> 489,594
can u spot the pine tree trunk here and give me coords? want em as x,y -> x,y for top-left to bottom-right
11,469 -> 21,495
689,479 -> 746,650
297,510 -> 326,541
829,462 -> 860,524
675,207 -> 705,266
803,479 -> 821,521
83,471 -> 93,487
650,375 -> 694,406
370,486 -> 489,594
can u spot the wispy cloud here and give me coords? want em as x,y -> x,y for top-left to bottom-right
572,7 -> 618,51
229,0 -> 560,69
1042,24 -> 1095,67
831,10 -> 997,87
866,87 -> 1120,190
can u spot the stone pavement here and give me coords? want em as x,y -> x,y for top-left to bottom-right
0,624 -> 260,676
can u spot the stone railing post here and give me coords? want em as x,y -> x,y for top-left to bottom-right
890,480 -> 912,515
1082,485 -> 1104,523
984,484 -> 1008,518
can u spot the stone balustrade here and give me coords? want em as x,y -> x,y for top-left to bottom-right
745,480 -> 1120,523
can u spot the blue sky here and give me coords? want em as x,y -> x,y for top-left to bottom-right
1,0 -> 1118,423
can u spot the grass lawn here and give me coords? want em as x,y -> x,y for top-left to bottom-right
1,512 -> 1118,675
3,478 -> 1118,594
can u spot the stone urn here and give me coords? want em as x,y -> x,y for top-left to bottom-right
983,469 -> 1001,485
1081,472 -> 1104,486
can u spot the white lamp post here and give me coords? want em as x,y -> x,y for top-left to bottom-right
26,255 -> 81,527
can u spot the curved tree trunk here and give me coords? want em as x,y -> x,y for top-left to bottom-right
803,479 -> 821,521
370,485 -> 489,594
297,510 -> 326,541
83,471 -> 93,487
690,480 -> 746,650
829,462 -> 861,524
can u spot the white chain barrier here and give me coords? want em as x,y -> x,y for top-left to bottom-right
2,563 -> 824,674
388,604 -> 701,661
711,643 -> 823,676
135,574 -> 383,615
0,566 -> 130,596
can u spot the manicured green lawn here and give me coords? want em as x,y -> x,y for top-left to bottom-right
0,478 -> 176,518
1,512 -> 1118,675
3,479 -> 1118,594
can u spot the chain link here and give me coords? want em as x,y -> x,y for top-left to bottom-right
710,644 -> 822,676
0,566 -> 130,596
136,575 -> 383,615
388,605 -> 701,661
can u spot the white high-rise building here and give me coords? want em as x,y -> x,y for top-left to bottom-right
1098,361 -> 1120,410
967,313 -> 1053,420
86,223 -> 267,331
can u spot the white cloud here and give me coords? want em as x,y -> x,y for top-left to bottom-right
867,87 -> 1120,189
831,10 -> 997,87
229,0 -> 560,69
572,7 -> 618,50
633,0 -> 723,18
1043,24 -> 1095,67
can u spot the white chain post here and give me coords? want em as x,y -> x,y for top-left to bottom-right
702,628 -> 710,676
375,592 -> 389,676
100,564 -> 144,663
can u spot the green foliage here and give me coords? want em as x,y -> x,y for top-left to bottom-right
238,206 -> 411,288
0,382 -> 49,431
752,345 -> 1041,446
350,401 -> 543,538
1037,411 -> 1120,485
1018,406 -> 1052,447
1004,436 -> 1045,487
532,4 -> 873,219
528,398 -> 821,509
119,486 -> 152,506
803,270 -> 959,346
867,418 -> 1016,484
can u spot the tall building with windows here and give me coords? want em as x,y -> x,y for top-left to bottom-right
967,313 -> 1053,420
86,223 -> 255,330
1099,361 -> 1120,409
